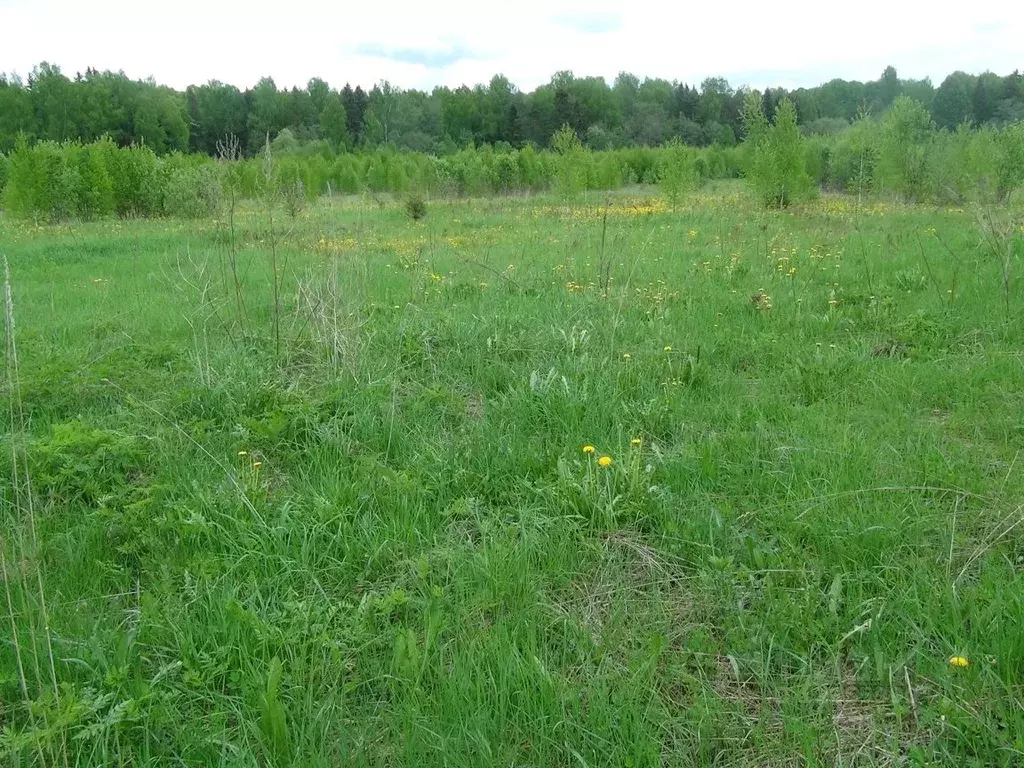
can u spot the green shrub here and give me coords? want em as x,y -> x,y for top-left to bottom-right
0,151 -> 8,200
490,152 -> 521,193
875,96 -> 931,201
925,124 -> 1000,204
803,138 -> 830,187
742,95 -> 814,208
827,114 -> 878,194
404,193 -> 427,220
38,142 -> 83,221
365,153 -> 390,192
163,163 -> 222,218
551,125 -> 587,200
105,142 -> 164,217
996,122 -> 1024,201
659,139 -> 700,207
593,151 -> 623,190
30,421 -> 147,508
3,136 -> 41,218
331,155 -> 362,194
517,144 -> 550,191
74,142 -> 115,218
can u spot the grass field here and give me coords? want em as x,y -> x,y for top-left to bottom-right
2,184 -> 1023,766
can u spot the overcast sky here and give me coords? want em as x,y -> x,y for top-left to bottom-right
1,0 -> 1020,92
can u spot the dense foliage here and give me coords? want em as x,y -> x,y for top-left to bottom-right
3,107 -> 1024,221
0,138 -> 747,221
1,137 -> 221,220
1,63 -> 1022,156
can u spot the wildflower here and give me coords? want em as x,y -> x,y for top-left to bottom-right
622,353 -> 632,360
598,455 -> 613,468
582,445 -> 596,455
252,461 -> 263,469
238,450 -> 248,456
663,345 -> 672,352
631,438 -> 642,447
949,656 -> 969,668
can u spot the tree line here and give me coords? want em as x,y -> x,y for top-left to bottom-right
1,63 -> 1022,157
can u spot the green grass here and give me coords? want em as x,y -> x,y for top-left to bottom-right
2,185 -> 1023,766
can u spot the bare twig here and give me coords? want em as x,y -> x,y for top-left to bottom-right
457,256 -> 523,291
264,134 -> 282,358
216,134 -> 248,330
914,233 -> 947,307
598,198 -> 611,298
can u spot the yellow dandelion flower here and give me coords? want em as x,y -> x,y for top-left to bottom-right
238,450 -> 248,456
582,445 -> 596,455
622,353 -> 632,360
252,461 -> 263,469
663,345 -> 672,352
598,455 -> 613,468
949,656 -> 969,668
631,438 -> 642,447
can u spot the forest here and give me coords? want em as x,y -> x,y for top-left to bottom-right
1,62 -> 1022,156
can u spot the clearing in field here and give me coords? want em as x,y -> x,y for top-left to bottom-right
2,185 -> 1023,765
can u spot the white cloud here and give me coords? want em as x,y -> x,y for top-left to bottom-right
1,0 -> 1020,91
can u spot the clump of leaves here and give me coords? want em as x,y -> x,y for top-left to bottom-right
29,421 -> 148,507
404,193 -> 427,221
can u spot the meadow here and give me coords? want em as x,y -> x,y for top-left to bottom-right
1,183 -> 1023,766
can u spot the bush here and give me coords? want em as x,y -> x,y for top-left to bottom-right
3,139 -> 39,218
827,115 -> 878,194
659,139 -> 700,207
3,139 -> 85,222
803,138 -> 830,187
38,143 -> 83,221
593,152 -> 623,190
489,152 -> 521,193
365,153 -> 391,192
0,151 -> 8,200
742,95 -> 814,208
551,125 -> 587,200
875,96 -> 931,201
996,122 -> 1024,201
925,125 -> 999,205
74,142 -> 115,218
404,193 -> 427,221
517,144 -> 551,191
105,142 -> 164,217
163,163 -> 222,218
332,155 -> 362,194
